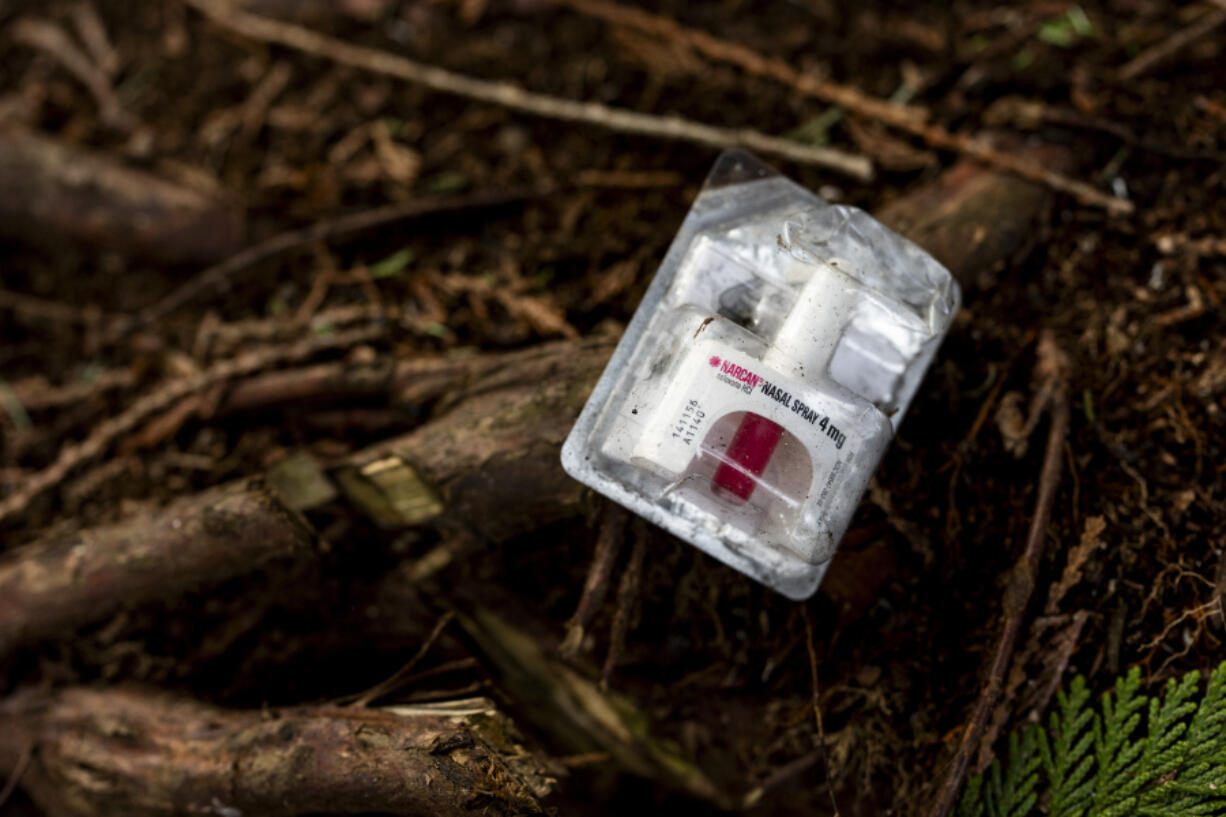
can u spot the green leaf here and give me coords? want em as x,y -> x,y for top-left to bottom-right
0,381 -> 32,430
1038,6 -> 1094,47
427,171 -> 470,194
370,248 -> 416,279
784,107 -> 845,147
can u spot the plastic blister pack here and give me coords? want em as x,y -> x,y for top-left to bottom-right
562,151 -> 960,599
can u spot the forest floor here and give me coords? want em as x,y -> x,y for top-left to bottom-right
1,1 -> 1225,815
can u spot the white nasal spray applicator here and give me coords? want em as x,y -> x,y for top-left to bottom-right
708,259 -> 859,502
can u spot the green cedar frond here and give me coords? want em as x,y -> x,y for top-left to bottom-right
1045,675 -> 1096,817
957,775 -> 987,817
957,662 -> 1226,817
995,727 -> 1042,817
1134,671 -> 1200,809
968,725 -> 1042,817
1091,666 -> 1147,817
1178,663 -> 1226,791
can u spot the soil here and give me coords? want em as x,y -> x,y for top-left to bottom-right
1,1 -> 1224,815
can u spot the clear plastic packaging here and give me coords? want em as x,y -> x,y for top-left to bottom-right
562,151 -> 960,599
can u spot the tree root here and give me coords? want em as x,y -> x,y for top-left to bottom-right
0,685 -> 553,817
0,479 -> 315,656
0,126 -> 242,264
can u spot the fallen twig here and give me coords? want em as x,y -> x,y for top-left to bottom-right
8,367 -> 139,412
984,97 -> 1226,162
214,355 -> 450,415
346,612 -> 456,707
601,523 -> 645,688
556,0 -> 1132,215
0,287 -> 123,331
742,749 -> 823,809
0,740 -> 30,812
1027,610 -> 1090,720
561,506 -> 628,657
0,325 -> 383,527
110,187 -> 542,340
1155,231 -> 1226,258
0,478 -> 314,655
926,331 -> 1072,817
125,346 -> 493,450
803,606 -> 841,817
11,16 -> 132,129
1117,2 -> 1226,81
184,0 -> 873,180
0,686 -> 553,817
194,303 -> 385,358
69,2 -> 121,77
214,334 -> 607,421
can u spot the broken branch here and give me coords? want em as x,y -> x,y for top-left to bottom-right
1117,3 -> 1226,81
183,0 -> 874,180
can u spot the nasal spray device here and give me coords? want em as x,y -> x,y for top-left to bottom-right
562,152 -> 959,599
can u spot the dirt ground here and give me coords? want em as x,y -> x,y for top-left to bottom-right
1,1 -> 1225,815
